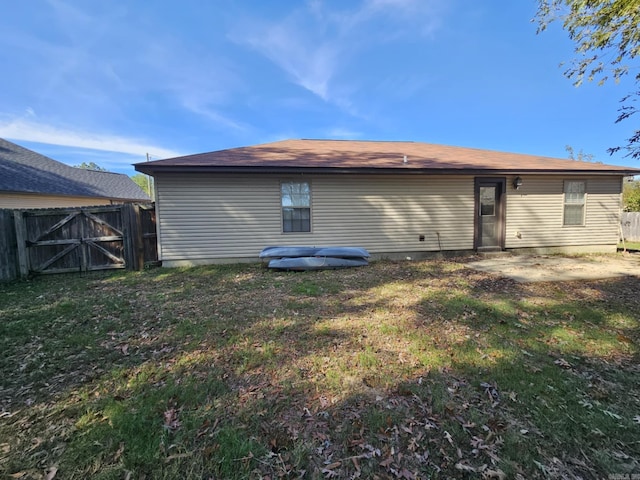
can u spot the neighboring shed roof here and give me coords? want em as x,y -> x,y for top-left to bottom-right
135,139 -> 640,176
0,138 -> 150,201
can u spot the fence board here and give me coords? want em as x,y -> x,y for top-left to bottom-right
121,203 -> 139,270
13,210 -> 29,278
621,212 -> 640,242
141,204 -> 158,265
0,210 -> 17,282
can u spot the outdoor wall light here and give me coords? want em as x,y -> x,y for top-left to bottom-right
513,176 -> 523,190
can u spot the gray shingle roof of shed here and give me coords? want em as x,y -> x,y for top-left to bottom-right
0,138 -> 150,201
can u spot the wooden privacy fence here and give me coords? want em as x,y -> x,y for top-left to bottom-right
0,209 -> 18,282
0,203 -> 157,281
621,212 -> 640,242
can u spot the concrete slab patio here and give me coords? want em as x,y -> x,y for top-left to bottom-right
466,254 -> 640,283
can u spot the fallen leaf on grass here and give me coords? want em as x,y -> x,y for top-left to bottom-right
483,468 -> 507,479
113,442 -> 125,462
554,358 -> 571,369
480,382 -> 500,405
395,468 -> 415,479
321,466 -> 340,478
45,466 -> 58,480
455,462 -> 480,472
380,456 -> 394,468
444,431 -> 454,446
163,408 -> 181,430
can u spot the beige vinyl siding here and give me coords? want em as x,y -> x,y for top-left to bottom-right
155,173 -> 475,262
505,175 -> 622,248
0,192 -> 114,209
311,175 -> 473,252
155,173 -> 624,264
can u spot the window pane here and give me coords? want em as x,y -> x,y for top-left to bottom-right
281,182 -> 310,207
565,181 -> 585,195
564,205 -> 584,225
480,186 -> 495,216
565,193 -> 584,204
283,207 -> 310,232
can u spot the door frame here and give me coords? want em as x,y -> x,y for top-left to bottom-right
474,177 -> 507,251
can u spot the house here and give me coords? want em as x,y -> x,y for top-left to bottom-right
134,139 -> 640,267
0,138 -> 150,209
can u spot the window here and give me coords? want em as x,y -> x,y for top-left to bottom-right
479,186 -> 496,216
563,181 -> 586,226
281,182 -> 311,232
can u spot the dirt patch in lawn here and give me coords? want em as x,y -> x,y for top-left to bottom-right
466,253 -> 640,282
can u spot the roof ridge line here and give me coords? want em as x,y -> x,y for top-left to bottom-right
299,138 -> 416,143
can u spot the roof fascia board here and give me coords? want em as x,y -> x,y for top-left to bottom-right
135,165 -> 640,176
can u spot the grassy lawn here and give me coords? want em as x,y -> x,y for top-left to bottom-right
1,258 -> 639,479
619,241 -> 640,251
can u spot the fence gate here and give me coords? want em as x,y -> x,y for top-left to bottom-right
12,204 -> 156,276
15,206 -> 126,274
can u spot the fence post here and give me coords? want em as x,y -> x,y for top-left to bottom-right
12,210 -> 29,278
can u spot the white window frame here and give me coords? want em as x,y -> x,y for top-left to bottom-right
563,180 -> 586,226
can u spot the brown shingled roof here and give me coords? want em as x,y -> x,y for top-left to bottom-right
135,139 -> 640,175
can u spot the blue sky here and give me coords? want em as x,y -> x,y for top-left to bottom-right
1,0 -> 637,176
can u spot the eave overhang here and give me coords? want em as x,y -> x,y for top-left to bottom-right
134,164 -> 640,177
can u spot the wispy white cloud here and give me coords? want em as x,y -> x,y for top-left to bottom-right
0,1 -> 248,136
0,117 -> 183,159
231,12 -> 335,101
326,127 -> 363,139
181,101 -> 249,132
235,17 -> 336,101
136,38 -> 250,132
231,0 -> 447,110
334,0 -> 444,36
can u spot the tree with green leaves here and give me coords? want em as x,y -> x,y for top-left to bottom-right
74,161 -> 108,171
131,173 -> 154,198
623,178 -> 640,211
536,0 -> 640,159
565,144 -> 596,162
